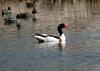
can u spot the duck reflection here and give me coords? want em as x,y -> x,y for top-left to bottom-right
37,41 -> 66,51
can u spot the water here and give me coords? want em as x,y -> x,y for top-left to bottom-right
1,31 -> 100,71
0,1 -> 100,71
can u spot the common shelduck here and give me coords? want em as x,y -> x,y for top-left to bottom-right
34,23 -> 70,43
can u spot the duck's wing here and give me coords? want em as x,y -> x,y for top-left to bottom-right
34,33 -> 48,42
34,33 -> 60,42
48,35 -> 60,39
35,33 -> 48,37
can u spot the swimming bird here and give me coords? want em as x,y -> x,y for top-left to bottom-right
34,23 -> 70,43
2,7 -> 12,16
16,12 -> 35,19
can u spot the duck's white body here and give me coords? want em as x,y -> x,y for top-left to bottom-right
34,33 -> 66,42
34,23 -> 69,43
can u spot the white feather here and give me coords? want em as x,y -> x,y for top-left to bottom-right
60,34 -> 66,41
45,36 -> 59,42
34,34 -> 66,42
34,35 -> 46,41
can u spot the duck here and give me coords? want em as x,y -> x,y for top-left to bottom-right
16,12 -> 35,19
33,23 -> 70,43
16,13 -> 28,19
32,7 -> 37,14
26,2 -> 34,8
2,7 -> 12,17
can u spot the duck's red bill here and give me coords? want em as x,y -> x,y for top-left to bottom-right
64,24 -> 70,29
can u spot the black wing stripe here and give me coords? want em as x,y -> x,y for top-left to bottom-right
35,33 -> 47,37
48,35 -> 60,39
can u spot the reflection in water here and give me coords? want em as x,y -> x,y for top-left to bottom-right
34,41 -> 65,71
37,41 -> 66,49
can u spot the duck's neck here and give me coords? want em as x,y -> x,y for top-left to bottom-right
58,28 -> 66,41
59,30 -> 63,36
60,34 -> 66,41
58,27 -> 63,36
58,27 -> 66,41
